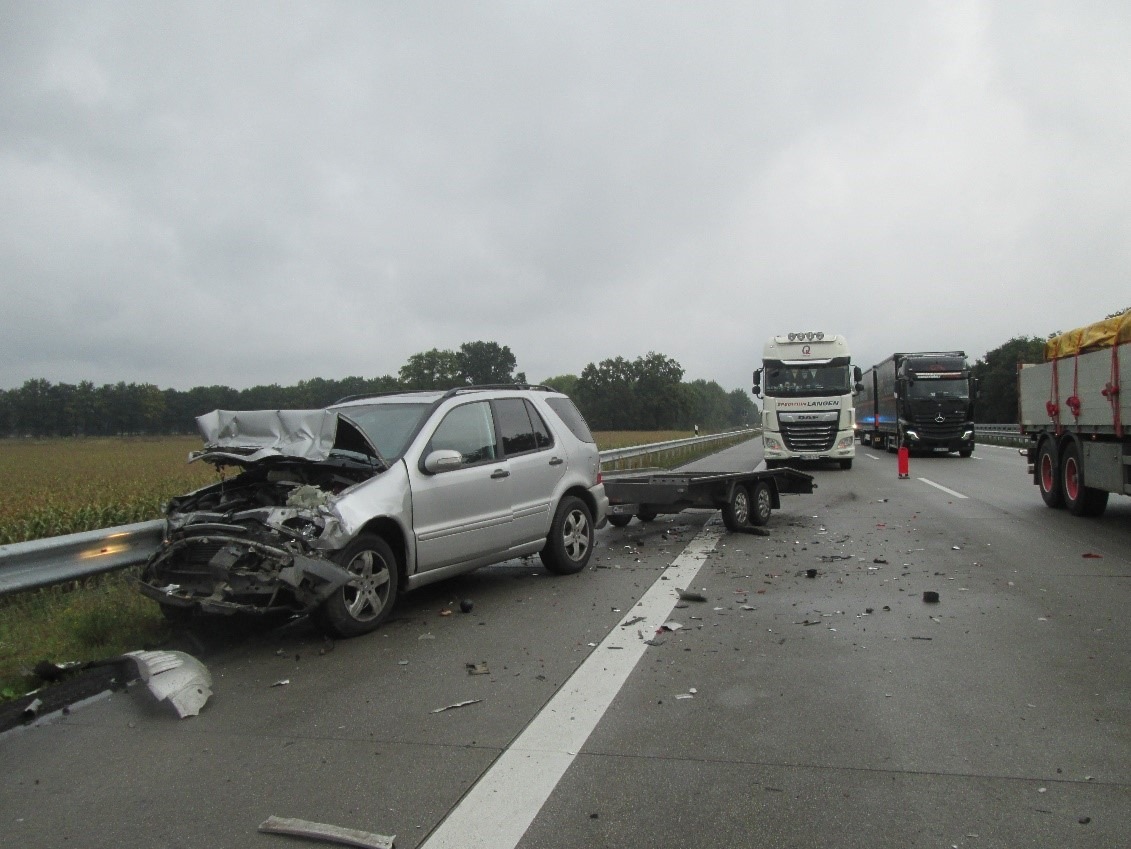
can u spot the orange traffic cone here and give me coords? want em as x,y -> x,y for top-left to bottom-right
897,445 -> 910,479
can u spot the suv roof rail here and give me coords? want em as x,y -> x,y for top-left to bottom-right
439,383 -> 554,399
333,384 -> 555,406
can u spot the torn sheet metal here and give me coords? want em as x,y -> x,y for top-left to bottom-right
123,650 -> 212,718
193,409 -> 341,464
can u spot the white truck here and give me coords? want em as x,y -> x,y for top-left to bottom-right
1019,311 -> 1130,517
753,332 -> 861,470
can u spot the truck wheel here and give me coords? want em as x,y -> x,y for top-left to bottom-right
314,533 -> 399,638
636,508 -> 657,522
839,459 -> 853,470
1061,442 -> 1109,517
959,450 -> 973,458
607,514 -> 632,528
1037,440 -> 1063,508
540,496 -> 594,574
722,485 -> 751,531
749,480 -> 773,526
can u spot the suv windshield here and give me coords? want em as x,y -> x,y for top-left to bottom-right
764,364 -> 851,397
338,402 -> 433,459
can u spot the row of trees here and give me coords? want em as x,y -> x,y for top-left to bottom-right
0,342 -> 757,438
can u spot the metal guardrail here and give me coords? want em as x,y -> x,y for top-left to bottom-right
0,431 -> 759,596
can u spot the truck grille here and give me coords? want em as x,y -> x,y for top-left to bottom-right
912,411 -> 966,440
782,421 -> 838,452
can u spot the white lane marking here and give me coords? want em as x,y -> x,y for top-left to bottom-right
918,477 -> 969,499
866,453 -> 879,461
420,526 -> 724,849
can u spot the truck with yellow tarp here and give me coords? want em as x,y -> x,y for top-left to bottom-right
1019,310 -> 1130,516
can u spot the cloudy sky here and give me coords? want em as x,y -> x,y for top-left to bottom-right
2,1 -> 1129,396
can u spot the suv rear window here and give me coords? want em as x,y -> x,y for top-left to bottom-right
545,397 -> 595,443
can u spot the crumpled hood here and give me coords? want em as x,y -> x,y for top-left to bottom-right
192,409 -> 341,464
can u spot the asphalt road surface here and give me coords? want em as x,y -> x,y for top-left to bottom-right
2,438 -> 1128,848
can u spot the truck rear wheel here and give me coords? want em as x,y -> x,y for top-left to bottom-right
1061,441 -> 1109,517
1037,440 -> 1063,508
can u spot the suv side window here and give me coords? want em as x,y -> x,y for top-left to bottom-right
428,401 -> 498,465
545,397 -> 595,443
495,397 -> 549,456
525,400 -> 553,449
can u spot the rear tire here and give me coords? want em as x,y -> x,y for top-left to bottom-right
1037,440 -> 1063,508
722,485 -> 751,531
314,533 -> 399,638
1061,441 -> 1109,517
749,480 -> 773,526
540,496 -> 594,574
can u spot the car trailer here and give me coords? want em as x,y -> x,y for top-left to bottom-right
601,467 -> 815,531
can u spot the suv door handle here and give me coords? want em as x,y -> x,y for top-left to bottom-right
549,457 -> 564,466
491,469 -> 510,479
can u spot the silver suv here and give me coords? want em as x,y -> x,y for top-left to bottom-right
139,386 -> 608,637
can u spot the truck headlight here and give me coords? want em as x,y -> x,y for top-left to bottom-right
962,430 -> 973,439
837,437 -> 854,449
764,437 -> 783,450
905,429 -> 919,441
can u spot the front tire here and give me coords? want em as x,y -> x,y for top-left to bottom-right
1061,441 -> 1109,517
839,458 -> 853,470
314,533 -> 399,638
540,496 -> 594,574
1037,440 -> 1063,508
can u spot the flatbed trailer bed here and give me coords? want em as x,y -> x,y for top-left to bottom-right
602,467 -> 815,531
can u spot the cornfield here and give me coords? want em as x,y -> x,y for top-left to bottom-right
0,437 -> 218,545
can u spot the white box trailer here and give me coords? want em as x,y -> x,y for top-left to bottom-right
1019,311 -> 1131,516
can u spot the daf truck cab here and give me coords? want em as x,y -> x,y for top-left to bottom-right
753,332 -> 861,470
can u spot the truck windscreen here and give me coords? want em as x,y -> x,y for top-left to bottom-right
764,364 -> 851,397
908,378 -> 969,400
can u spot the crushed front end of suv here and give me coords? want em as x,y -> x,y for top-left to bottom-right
138,387 -> 608,637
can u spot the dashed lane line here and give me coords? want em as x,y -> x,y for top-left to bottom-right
917,477 -> 969,499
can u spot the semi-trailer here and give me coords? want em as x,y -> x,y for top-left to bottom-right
1019,311 -> 1130,517
854,352 -> 976,456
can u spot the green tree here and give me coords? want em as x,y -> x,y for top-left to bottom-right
456,341 -> 519,385
399,348 -> 463,389
541,374 -> 579,398
972,336 -> 1046,423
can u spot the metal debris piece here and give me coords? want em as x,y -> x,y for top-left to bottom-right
432,699 -> 482,713
271,679 -> 291,687
676,589 -> 707,602
258,815 -> 395,849
122,650 -> 212,718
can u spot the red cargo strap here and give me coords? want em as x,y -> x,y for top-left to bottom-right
1104,342 -> 1123,438
1048,358 -> 1062,435
1067,348 -> 1082,421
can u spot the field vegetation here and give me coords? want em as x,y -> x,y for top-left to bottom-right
0,430 -> 750,701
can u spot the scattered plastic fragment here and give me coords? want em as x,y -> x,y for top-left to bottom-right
466,662 -> 489,676
922,591 -> 940,603
123,650 -> 213,718
677,589 -> 707,602
432,699 -> 482,713
271,679 -> 291,687
659,622 -> 683,632
22,698 -> 43,720
258,815 -> 395,849
1082,553 -> 1103,559
460,599 -> 474,613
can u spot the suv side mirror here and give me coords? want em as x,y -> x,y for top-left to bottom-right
423,449 -> 463,474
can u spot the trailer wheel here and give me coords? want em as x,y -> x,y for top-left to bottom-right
607,514 -> 632,528
1061,442 -> 1109,517
636,508 -> 657,522
1037,440 -> 1063,508
749,480 -> 773,526
722,485 -> 751,531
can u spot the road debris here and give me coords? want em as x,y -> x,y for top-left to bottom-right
460,599 -> 474,613
466,662 -> 489,676
271,679 -> 291,687
1082,552 -> 1103,559
432,699 -> 483,713
123,650 -> 212,718
258,815 -> 394,849
922,591 -> 940,603
676,589 -> 707,602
